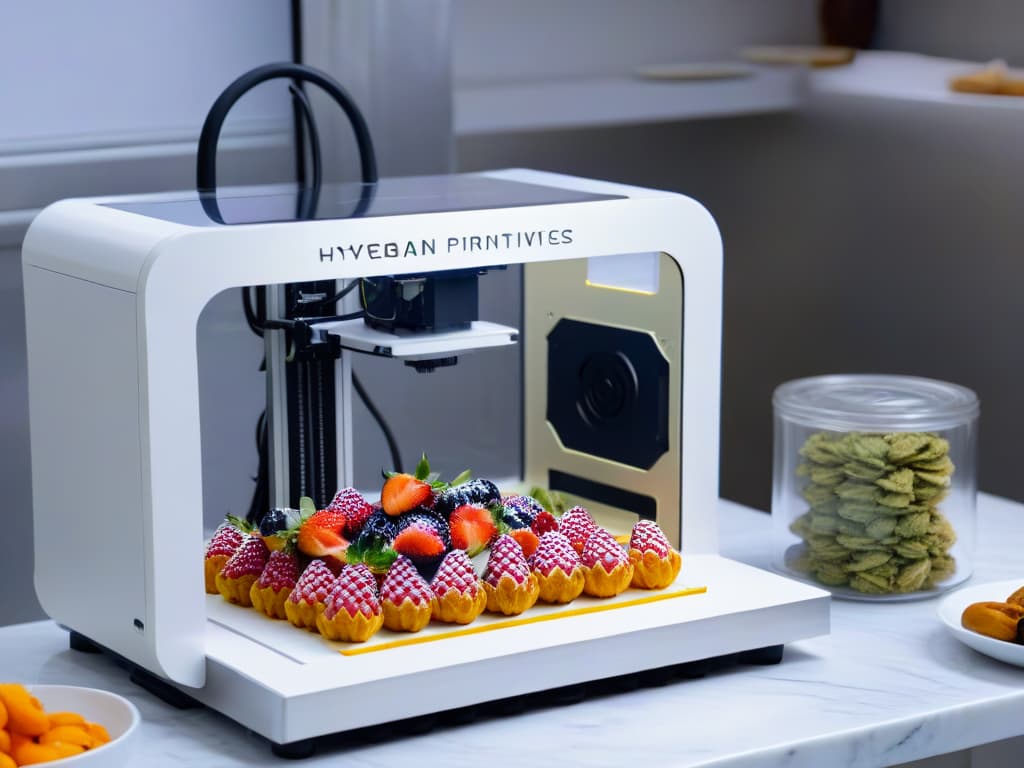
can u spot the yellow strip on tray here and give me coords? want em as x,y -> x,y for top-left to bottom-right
338,585 -> 707,656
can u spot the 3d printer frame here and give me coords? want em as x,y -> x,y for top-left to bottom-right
22,168 -> 828,750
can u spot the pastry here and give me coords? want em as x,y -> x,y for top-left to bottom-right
530,531 -> 585,604
628,520 -> 681,589
204,521 -> 244,594
284,559 -> 337,631
317,564 -> 384,642
483,535 -> 540,616
430,549 -> 486,624
215,534 -> 269,607
380,555 -> 433,632
250,550 -> 300,620
581,528 -> 634,598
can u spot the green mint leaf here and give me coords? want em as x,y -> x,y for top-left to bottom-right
415,453 -> 431,481
450,469 -> 473,487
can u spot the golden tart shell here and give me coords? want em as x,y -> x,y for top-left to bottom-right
628,548 -> 681,590
582,561 -> 634,598
484,573 -> 541,616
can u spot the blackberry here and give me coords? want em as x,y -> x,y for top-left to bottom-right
434,479 -> 501,518
354,510 -> 398,550
501,495 -> 545,529
398,510 -> 452,551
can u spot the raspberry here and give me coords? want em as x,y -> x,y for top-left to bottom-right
324,564 -> 381,620
257,550 -> 299,591
381,556 -> 432,607
288,559 -> 336,605
581,528 -> 628,572
559,506 -> 597,554
431,550 -> 481,598
328,487 -> 374,538
629,520 -> 672,557
484,534 -> 530,586
220,535 -> 269,578
530,532 -> 582,577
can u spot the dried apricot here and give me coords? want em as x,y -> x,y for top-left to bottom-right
0,753 -> 14,768
10,732 -> 63,765
47,711 -> 86,728
962,601 -> 1024,642
0,685 -> 48,736
40,724 -> 93,748
0,729 -> 8,753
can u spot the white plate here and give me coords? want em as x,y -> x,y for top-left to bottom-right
937,579 -> 1024,666
23,685 -> 140,765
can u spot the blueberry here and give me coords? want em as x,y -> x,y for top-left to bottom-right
259,508 -> 288,536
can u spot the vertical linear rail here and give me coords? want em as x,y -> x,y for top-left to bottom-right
265,284 -> 291,508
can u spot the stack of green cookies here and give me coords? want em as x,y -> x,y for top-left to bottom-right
787,431 -> 957,595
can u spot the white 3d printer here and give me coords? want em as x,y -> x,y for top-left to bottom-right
21,65 -> 829,756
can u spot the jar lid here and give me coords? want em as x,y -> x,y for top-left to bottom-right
773,374 -> 979,432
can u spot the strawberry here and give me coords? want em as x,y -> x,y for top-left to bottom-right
629,520 -> 672,557
381,556 -> 434,633
380,453 -> 448,516
392,524 -> 447,580
530,510 -> 559,537
484,535 -> 530,587
581,527 -> 629,573
204,522 -> 245,594
502,495 -> 545,529
285,559 -> 336,631
530,532 -> 582,578
508,528 -> 540,559
296,509 -> 349,569
559,506 -> 597,555
449,504 -> 498,557
381,474 -> 433,516
328,487 -> 374,538
215,535 -> 270,606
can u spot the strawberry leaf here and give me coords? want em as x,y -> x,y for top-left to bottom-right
450,469 -> 472,487
489,503 -> 510,535
226,514 -> 255,533
414,453 -> 431,481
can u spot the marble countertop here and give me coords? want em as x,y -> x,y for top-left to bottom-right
4,493 -> 1024,767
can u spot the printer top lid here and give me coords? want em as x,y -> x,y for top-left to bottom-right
101,173 -> 621,228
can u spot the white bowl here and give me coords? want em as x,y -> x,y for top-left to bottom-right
21,685 -> 140,765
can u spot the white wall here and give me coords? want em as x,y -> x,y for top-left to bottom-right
0,0 -> 295,627
0,0 -> 291,151
877,0 -> 1024,65
453,0 -> 818,83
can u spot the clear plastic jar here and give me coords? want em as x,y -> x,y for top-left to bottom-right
772,374 -> 979,601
